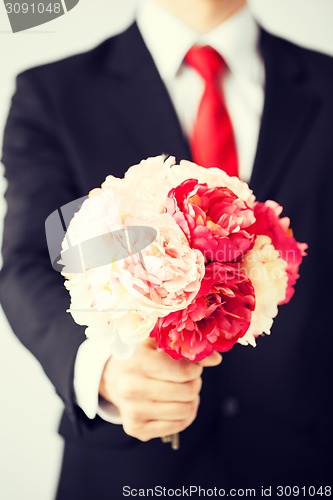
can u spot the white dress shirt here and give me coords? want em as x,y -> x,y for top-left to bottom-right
74,0 -> 265,423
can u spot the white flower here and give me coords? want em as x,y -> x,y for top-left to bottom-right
102,155 -> 177,217
238,235 -> 288,347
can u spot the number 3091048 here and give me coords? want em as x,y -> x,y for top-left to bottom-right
5,3 -> 62,14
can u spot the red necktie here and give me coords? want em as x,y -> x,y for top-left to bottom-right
185,46 -> 239,177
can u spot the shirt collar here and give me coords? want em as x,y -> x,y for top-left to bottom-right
136,0 -> 263,85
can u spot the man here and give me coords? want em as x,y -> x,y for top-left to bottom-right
1,0 -> 332,498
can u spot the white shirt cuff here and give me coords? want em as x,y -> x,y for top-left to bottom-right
73,338 -> 122,424
98,396 -> 122,424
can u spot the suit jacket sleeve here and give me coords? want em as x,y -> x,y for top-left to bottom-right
0,69 -> 86,427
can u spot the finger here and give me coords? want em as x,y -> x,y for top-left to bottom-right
145,378 -> 202,403
140,348 -> 202,382
149,359 -> 203,383
129,417 -> 196,442
138,340 -> 204,382
133,399 -> 199,422
198,351 -> 223,367
145,409 -> 199,439
116,376 -> 202,404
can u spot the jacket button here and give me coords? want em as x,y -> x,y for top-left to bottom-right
221,397 -> 240,417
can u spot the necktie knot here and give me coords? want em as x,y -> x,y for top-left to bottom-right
185,45 -> 226,83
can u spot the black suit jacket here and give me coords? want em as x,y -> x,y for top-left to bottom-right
1,23 -> 333,494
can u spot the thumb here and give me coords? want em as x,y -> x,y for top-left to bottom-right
198,351 -> 223,368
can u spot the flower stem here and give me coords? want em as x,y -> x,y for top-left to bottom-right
161,433 -> 180,450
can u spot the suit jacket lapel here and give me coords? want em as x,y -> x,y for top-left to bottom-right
250,30 -> 322,200
103,23 -> 192,163
102,24 -> 322,197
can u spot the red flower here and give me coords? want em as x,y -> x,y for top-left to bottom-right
248,201 -> 307,304
151,262 -> 255,361
165,180 -> 255,263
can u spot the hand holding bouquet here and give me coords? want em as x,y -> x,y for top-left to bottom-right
61,156 -> 307,448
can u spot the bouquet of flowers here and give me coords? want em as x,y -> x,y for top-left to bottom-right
61,156 -> 307,447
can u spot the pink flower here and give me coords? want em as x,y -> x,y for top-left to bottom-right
165,180 -> 256,263
249,201 -> 307,304
151,262 -> 255,361
115,213 -> 205,315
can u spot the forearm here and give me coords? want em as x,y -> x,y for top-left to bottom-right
0,68 -> 85,420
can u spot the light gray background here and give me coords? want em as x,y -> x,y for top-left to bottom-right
0,1 -> 332,499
